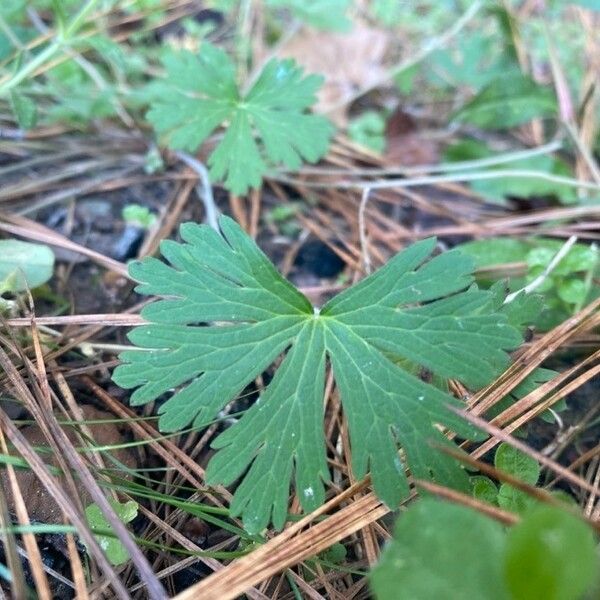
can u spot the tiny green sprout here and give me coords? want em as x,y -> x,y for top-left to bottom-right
122,204 -> 157,230
348,111 -> 386,154
84,499 -> 139,566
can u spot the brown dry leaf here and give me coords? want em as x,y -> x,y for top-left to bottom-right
383,106 -> 440,166
0,405 -> 137,523
278,26 -> 389,125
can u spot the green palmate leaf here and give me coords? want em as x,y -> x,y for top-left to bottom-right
495,443 -> 540,514
495,443 -> 539,485
471,475 -> 499,505
113,216 -> 524,532
146,43 -> 333,195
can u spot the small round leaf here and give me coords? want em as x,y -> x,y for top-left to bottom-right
504,506 -> 598,600
0,240 -> 54,293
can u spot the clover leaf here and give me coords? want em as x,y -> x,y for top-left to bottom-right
113,216 -> 523,533
146,43 -> 333,195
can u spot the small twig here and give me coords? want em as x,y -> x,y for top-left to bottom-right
504,235 -> 578,304
273,168 -> 600,193
15,544 -> 74,590
6,314 -> 145,327
281,139 -> 564,178
358,188 -> 372,274
174,151 -> 220,231
564,121 -> 600,185
0,219 -> 128,276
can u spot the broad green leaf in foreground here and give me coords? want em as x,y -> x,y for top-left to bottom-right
370,499 -> 510,600
370,499 -> 599,600
113,216 -> 524,532
505,506 -> 599,600
146,43 -> 333,195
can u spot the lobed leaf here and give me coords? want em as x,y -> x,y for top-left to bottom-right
114,216 -> 525,533
146,44 -> 333,194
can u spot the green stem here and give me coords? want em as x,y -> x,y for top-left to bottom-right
0,0 -> 100,97
0,41 -> 58,95
574,243 -> 598,313
63,0 -> 100,39
274,168 -> 600,193
0,13 -> 25,50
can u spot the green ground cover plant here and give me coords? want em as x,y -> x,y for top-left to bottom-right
1,1 -> 599,598
459,237 -> 600,329
146,43 -> 333,194
113,215 -> 532,533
